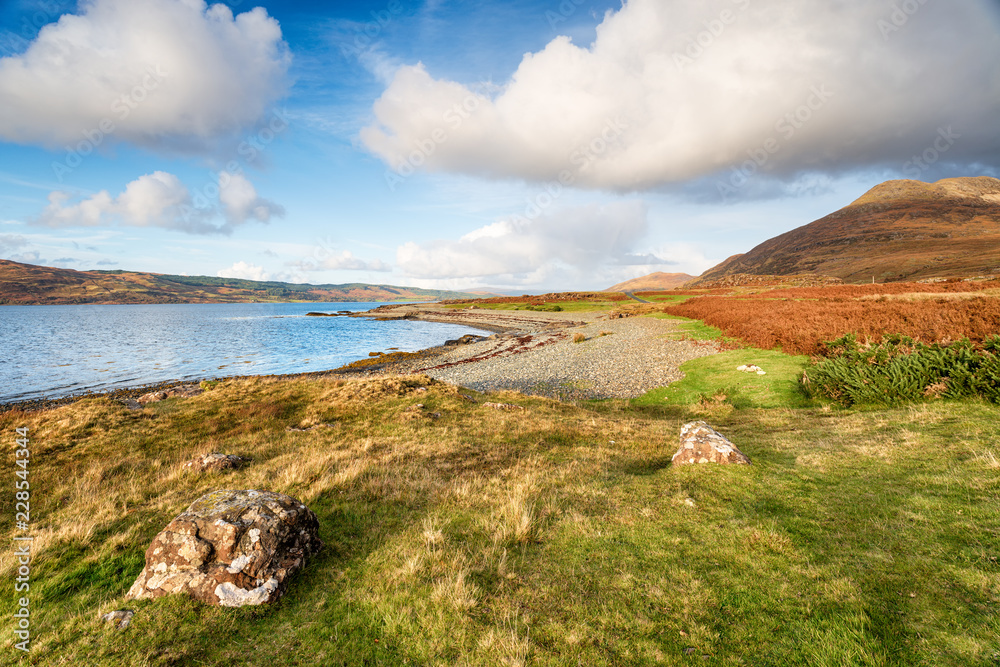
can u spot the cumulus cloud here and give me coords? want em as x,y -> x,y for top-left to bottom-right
362,0 -> 1000,191
217,261 -> 269,281
219,173 -> 285,224
396,200 -> 661,280
34,171 -> 282,234
0,0 -> 290,152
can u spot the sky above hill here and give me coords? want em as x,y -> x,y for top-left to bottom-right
1,0 -> 998,292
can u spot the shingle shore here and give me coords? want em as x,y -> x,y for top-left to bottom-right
403,313 -> 718,400
1,306 -> 717,411
350,304 -> 719,400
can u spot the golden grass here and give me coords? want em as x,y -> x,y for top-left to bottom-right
3,372 -> 998,665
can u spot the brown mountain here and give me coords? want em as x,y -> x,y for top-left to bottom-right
0,259 -> 481,305
694,176 -> 1000,284
606,272 -> 695,292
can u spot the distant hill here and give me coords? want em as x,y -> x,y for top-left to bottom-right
0,259 -> 482,305
606,272 -> 695,292
694,176 -> 1000,284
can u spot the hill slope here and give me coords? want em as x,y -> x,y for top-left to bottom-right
0,260 -> 481,305
696,176 -> 1000,284
606,272 -> 695,292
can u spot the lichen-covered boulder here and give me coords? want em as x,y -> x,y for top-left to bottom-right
126,489 -> 322,607
672,421 -> 751,465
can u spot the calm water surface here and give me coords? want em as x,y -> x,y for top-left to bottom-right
0,302 -> 484,403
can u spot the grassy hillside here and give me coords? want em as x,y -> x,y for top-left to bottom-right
2,289 -> 997,664
0,259 -> 481,305
1,366 -> 997,664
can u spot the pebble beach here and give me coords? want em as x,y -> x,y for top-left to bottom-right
1,304 -> 718,411
349,304 -> 719,400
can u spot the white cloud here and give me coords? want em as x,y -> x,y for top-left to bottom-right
362,0 -> 1000,190
219,173 -> 285,224
34,171 -> 282,234
217,261 -> 269,281
0,0 -> 290,152
396,200 -> 661,281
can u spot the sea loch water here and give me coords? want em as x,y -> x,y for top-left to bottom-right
0,302 -> 485,403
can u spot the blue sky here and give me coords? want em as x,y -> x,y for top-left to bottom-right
1,0 -> 998,292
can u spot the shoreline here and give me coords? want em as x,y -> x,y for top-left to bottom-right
0,306 -> 589,413
1,304 -> 717,410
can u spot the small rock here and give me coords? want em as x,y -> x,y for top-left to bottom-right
482,402 -> 524,411
672,421 -> 751,465
126,489 -> 322,607
137,384 -> 203,405
100,609 -> 134,629
444,334 -> 488,346
182,453 -> 249,473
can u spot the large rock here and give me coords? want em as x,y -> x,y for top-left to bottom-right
126,489 -> 322,607
672,421 -> 751,465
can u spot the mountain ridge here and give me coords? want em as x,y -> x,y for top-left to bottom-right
0,259 -> 483,305
693,176 -> 1000,284
605,272 -> 695,292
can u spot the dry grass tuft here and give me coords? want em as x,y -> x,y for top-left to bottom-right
431,568 -> 480,611
477,612 -> 531,666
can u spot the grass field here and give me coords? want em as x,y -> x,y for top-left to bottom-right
2,354 -> 998,664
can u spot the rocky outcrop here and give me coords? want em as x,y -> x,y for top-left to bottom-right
182,453 -> 249,473
672,421 -> 752,465
126,489 -> 322,607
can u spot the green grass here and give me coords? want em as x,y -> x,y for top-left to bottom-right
634,349 -> 815,410
636,314 -> 815,410
2,368 -> 998,665
653,313 -> 735,341
636,294 -> 695,304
